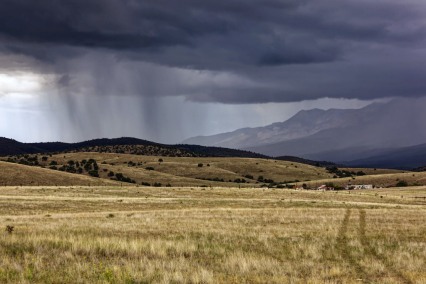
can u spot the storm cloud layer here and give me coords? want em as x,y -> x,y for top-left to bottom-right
1,0 -> 426,104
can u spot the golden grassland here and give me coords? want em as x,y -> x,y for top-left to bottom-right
0,162 -> 118,186
339,167 -> 407,175
56,152 -> 333,184
0,185 -> 425,283
302,171 -> 426,188
2,153 -> 335,187
2,152 -> 415,188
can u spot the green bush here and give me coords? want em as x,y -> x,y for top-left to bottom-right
88,170 -> 99,177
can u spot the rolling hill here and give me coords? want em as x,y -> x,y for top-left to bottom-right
300,170 -> 425,189
1,152 -> 334,187
1,151 -> 416,188
0,161 -> 118,186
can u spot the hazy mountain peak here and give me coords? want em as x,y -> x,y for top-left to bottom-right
184,98 -> 426,161
182,104 -> 370,148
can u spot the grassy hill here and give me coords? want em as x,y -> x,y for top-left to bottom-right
0,161 -> 118,186
1,151 -> 414,188
300,171 -> 426,188
2,152 -> 333,187
49,153 -> 334,187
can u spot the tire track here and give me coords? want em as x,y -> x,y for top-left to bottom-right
336,209 -> 371,283
358,209 -> 413,284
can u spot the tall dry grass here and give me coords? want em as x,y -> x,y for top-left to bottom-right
0,186 -> 424,283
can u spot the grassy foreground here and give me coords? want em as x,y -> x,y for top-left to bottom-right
0,186 -> 425,283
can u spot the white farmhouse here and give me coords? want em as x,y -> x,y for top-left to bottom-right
346,184 -> 373,190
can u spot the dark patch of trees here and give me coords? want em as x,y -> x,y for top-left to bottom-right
326,166 -> 365,178
113,173 -> 136,184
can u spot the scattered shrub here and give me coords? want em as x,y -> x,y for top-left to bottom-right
5,225 -> 14,234
114,173 -> 135,183
396,180 -> 408,187
88,170 -> 99,177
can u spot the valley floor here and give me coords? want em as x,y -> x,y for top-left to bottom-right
0,186 -> 425,283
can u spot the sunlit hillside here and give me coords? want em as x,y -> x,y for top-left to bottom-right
0,161 -> 118,186
2,153 -> 333,187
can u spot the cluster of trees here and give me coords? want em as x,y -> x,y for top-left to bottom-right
396,180 -> 408,187
5,155 -> 102,178
199,174 -> 277,185
232,178 -> 247,183
257,176 -> 274,183
6,155 -> 41,166
48,159 -> 100,177
108,171 -> 136,183
78,145 -> 197,157
326,166 -> 365,178
127,161 -> 142,167
200,177 -> 225,182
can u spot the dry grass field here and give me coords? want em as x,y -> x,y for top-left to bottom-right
0,162 -> 118,186
3,153 -> 418,189
1,153 -> 334,187
56,152 -> 332,184
0,185 -> 425,283
340,167 -> 407,175
302,171 -> 426,188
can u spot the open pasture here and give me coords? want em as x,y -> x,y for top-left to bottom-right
0,186 -> 425,283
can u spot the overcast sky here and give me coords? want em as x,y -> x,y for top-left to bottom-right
0,0 -> 425,143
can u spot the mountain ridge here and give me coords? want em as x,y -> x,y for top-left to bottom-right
184,98 -> 426,165
343,143 -> 426,170
183,103 -> 389,149
0,136 -> 267,158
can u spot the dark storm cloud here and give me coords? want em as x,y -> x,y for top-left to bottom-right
0,0 -> 331,67
1,0 -> 426,103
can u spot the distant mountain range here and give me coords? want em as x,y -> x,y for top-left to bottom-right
183,97 -> 426,169
0,137 -> 267,159
343,143 -> 426,170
